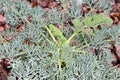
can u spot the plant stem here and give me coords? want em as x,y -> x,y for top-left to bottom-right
58,49 -> 62,72
58,58 -> 62,72
67,32 -> 77,44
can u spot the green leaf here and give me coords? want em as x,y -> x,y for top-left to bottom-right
72,19 -> 82,27
47,24 -> 67,46
83,14 -> 113,27
72,19 -> 82,33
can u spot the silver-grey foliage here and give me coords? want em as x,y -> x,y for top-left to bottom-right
0,0 -> 120,80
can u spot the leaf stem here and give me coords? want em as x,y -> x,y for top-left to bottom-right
67,32 -> 77,44
45,26 -> 58,44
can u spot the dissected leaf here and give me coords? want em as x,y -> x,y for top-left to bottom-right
72,19 -> 82,27
46,24 -> 67,46
72,19 -> 82,33
83,14 -> 113,27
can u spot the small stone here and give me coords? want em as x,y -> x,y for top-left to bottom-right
0,27 -> 4,32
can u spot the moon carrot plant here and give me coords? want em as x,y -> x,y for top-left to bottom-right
0,0 -> 120,80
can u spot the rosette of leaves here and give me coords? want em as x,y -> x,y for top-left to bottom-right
45,24 -> 87,74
